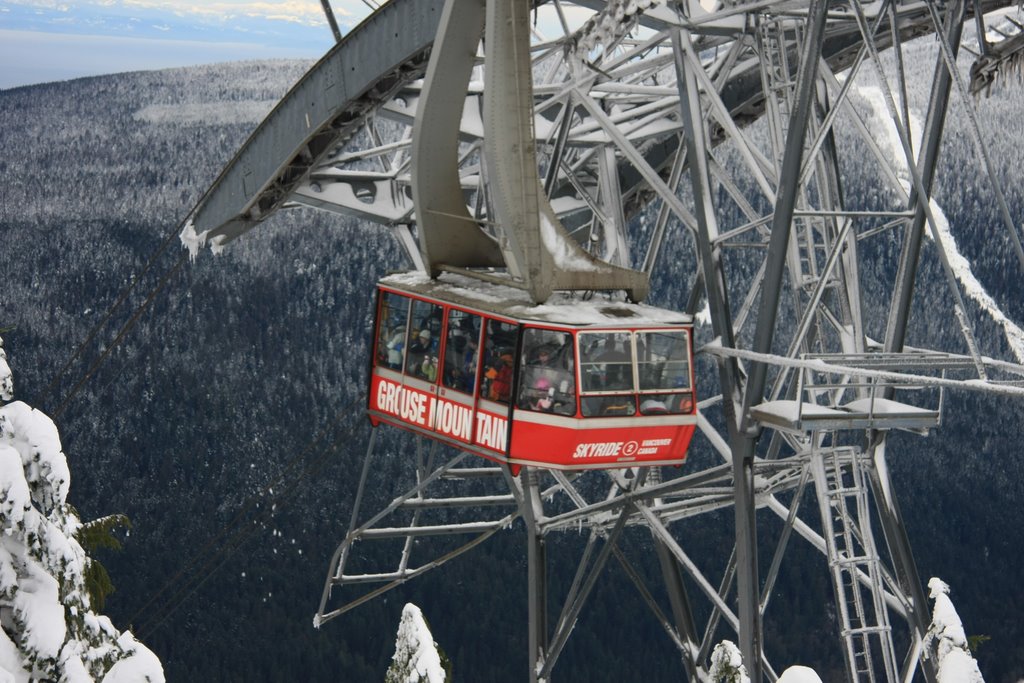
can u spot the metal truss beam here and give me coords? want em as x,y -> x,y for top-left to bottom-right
184,3 -> 1024,682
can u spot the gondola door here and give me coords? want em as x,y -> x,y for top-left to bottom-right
431,306 -> 481,446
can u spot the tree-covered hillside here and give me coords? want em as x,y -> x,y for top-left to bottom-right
1,42 -> 1023,681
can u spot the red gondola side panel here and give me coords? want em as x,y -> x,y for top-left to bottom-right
509,412 -> 695,469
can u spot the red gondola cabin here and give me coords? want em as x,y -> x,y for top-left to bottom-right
368,273 -> 697,470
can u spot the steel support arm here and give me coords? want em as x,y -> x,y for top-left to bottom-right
884,0 -> 967,355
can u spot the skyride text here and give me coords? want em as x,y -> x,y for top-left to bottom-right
373,377 -> 507,451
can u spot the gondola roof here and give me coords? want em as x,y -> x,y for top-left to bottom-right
380,272 -> 693,327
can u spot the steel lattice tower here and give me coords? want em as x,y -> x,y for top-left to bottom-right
184,1 -> 1024,680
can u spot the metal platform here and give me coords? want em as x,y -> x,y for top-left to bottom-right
751,398 -> 939,434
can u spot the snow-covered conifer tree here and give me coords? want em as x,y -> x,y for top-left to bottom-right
0,335 -> 164,682
385,603 -> 448,683
925,577 -> 985,683
709,640 -> 750,683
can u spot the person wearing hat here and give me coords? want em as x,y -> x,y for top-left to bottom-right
408,328 -> 433,378
409,328 -> 431,353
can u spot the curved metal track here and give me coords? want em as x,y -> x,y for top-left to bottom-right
186,0 -> 1017,253
185,1 -> 1024,681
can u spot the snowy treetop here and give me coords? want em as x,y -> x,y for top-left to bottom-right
0,337 -> 164,682
926,578 -> 985,683
386,603 -> 446,683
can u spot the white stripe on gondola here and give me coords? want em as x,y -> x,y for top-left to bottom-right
511,409 -> 697,428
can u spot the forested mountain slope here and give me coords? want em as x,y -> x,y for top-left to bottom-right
1,46 -> 1023,681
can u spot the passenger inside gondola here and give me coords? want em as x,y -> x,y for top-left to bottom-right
517,329 -> 575,415
443,309 -> 481,394
377,291 -> 410,370
486,353 -> 514,402
580,332 -> 636,417
406,299 -> 441,379
482,319 -> 517,403
636,329 -> 693,415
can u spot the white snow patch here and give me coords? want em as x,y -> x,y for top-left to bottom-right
0,338 -> 12,402
133,100 -> 277,127
923,199 -> 1024,362
58,644 -> 92,683
0,627 -> 29,682
0,444 -> 31,528
179,220 -> 228,259
777,666 -> 823,683
101,632 -> 164,683
858,86 -> 1024,363
843,397 -> 935,415
179,219 -> 207,261
539,211 -> 602,272
857,85 -> 922,164
0,401 -> 70,510
926,578 -> 984,683
695,298 -> 712,327
389,603 -> 445,683
13,561 -> 65,661
709,640 -> 749,682
751,400 -> 847,421
208,234 -> 229,256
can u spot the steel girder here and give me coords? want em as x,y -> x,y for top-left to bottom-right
183,0 -> 1019,253
189,1 -> 1024,681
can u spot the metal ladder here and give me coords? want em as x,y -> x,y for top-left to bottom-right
810,446 -> 899,682
758,16 -> 832,297
757,17 -> 800,170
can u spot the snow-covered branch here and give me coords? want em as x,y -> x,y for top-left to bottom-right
0,336 -> 164,682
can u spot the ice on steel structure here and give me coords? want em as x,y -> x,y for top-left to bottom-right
183,0 -> 1024,680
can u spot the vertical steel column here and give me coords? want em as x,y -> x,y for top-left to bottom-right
884,0 -> 966,355
522,468 -> 548,682
736,3 -> 830,677
648,468 -> 702,679
672,19 -> 757,674
319,0 -> 343,43
865,439 -> 938,683
811,79 -> 865,354
654,537 -> 703,679
670,29 -> 743,424
741,0 -> 831,418
874,6 -> 965,681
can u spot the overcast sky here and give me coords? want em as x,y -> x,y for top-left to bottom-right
0,0 -> 377,89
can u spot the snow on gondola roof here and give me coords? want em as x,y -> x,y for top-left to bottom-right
380,272 -> 692,327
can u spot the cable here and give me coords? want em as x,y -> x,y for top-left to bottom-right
129,394 -> 366,638
34,223 -> 184,409
128,398 -> 359,626
134,414 -> 355,639
51,252 -> 188,419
